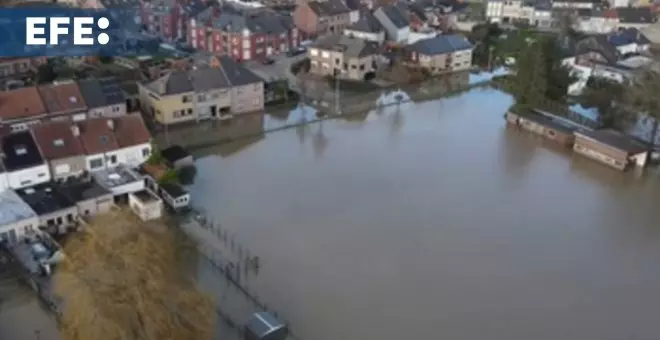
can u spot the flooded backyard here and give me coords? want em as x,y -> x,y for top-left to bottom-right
189,87 -> 660,340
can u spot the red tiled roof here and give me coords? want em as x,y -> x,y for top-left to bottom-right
113,115 -> 152,148
32,121 -> 85,159
78,118 -> 120,155
37,82 -> 87,115
0,86 -> 47,121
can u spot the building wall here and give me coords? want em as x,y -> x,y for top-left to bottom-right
344,29 -> 385,43
230,82 -> 265,114
578,17 -> 618,34
374,10 -> 410,43
195,88 -> 232,120
294,5 -> 320,35
0,216 -> 40,245
129,193 -> 163,221
88,103 -> 127,119
617,22 -> 653,30
573,135 -> 631,170
38,206 -> 79,235
451,49 -> 473,72
115,144 -> 152,168
486,1 -> 503,21
0,173 -> 9,193
77,195 -> 114,217
48,155 -> 87,180
7,164 -> 50,190
138,84 -> 197,125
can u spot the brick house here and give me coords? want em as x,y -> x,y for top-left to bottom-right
188,9 -> 300,61
294,0 -> 353,36
140,0 -> 181,41
308,35 -> 381,81
405,34 -> 473,75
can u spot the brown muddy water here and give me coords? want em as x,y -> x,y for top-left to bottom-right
191,87 -> 660,340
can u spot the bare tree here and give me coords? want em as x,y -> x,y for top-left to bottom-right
54,209 -> 213,340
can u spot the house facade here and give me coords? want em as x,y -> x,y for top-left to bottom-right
573,129 -> 648,170
139,56 -> 264,125
189,10 -> 301,61
78,77 -> 128,119
32,122 -> 87,180
1,131 -> 51,190
309,35 -> 381,81
294,0 -> 353,36
343,12 -> 386,43
0,190 -> 40,245
111,115 -> 153,167
406,34 -> 473,75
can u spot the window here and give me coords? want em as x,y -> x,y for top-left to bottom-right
100,135 -> 109,144
187,108 -> 193,115
53,138 -> 64,147
547,130 -> 556,137
351,65 -> 357,69
142,148 -> 150,157
182,95 -> 192,103
107,155 -> 117,164
310,49 -> 318,56
14,145 -> 27,155
56,217 -> 63,225
359,64 -> 365,71
335,58 -> 340,65
90,158 -> 103,169
38,173 -> 46,177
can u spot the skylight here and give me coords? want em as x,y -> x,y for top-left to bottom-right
53,139 -> 64,147
15,145 -> 27,155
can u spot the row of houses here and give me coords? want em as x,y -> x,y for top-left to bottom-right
138,54 -> 265,125
506,109 -> 650,171
0,115 -> 152,191
560,27 -> 653,94
0,77 -> 130,133
486,0 -> 657,32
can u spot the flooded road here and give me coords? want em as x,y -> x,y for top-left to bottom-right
190,87 -> 660,340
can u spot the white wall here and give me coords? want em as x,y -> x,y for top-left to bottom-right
7,164 -> 50,190
578,17 -> 618,34
129,192 -> 163,221
0,173 -> 9,193
0,216 -> 40,245
486,1 -> 503,20
343,29 -> 385,43
86,153 -> 106,172
616,43 -> 639,55
116,143 -> 151,168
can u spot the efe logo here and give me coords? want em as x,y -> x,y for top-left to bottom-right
25,17 -> 110,46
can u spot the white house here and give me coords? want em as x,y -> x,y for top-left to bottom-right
0,189 -> 40,245
1,131 -> 51,190
374,5 -> 411,44
111,115 -> 152,167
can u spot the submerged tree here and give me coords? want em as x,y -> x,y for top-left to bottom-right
626,68 -> 660,150
54,209 -> 213,340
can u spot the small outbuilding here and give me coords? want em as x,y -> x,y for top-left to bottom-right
505,110 -> 577,147
244,312 -> 289,340
573,129 -> 649,171
160,145 -> 194,169
128,189 -> 163,221
158,182 -> 190,211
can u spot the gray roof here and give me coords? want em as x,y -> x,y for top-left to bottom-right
216,56 -> 263,86
78,77 -> 125,109
576,129 -> 649,153
213,11 -> 294,34
189,68 -> 232,91
0,190 -> 38,227
56,179 -> 112,203
312,35 -> 381,58
616,7 -> 656,24
308,0 -> 352,17
408,34 -> 473,55
346,11 -> 383,33
376,5 -> 409,29
16,184 -> 75,216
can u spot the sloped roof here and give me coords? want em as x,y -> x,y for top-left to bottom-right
0,86 -> 47,121
346,11 -> 383,33
308,0 -> 351,16
32,121 -> 86,160
376,5 -> 409,29
112,115 -> 151,148
1,131 -> 44,171
312,34 -> 381,58
213,11 -> 294,34
37,82 -> 88,115
408,34 -> 473,55
77,118 -> 120,155
78,77 -> 125,109
216,56 -> 263,86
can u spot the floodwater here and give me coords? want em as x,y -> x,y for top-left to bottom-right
190,87 -> 660,340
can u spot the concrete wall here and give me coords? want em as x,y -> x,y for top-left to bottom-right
0,216 -> 40,245
77,195 -> 114,217
129,192 -> 163,221
7,164 -> 50,190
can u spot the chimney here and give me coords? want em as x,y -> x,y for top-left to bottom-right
71,124 -> 80,136
107,119 -> 114,130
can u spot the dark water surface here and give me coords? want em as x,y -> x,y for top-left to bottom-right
190,88 -> 660,340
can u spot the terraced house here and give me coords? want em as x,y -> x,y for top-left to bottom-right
139,55 -> 264,125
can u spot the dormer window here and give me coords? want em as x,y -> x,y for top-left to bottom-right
100,135 -> 109,144
53,139 -> 64,147
15,145 -> 27,155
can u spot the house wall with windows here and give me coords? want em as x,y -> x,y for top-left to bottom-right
138,84 -> 197,125
48,156 -> 87,181
7,164 -> 50,189
343,29 -> 385,43
37,206 -> 79,235
230,83 -> 265,114
76,195 -> 114,217
88,103 -> 127,119
116,144 -> 152,168
194,88 -> 232,120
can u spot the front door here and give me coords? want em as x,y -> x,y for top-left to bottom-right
211,105 -> 217,117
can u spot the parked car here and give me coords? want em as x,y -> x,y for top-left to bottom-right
262,57 -> 275,65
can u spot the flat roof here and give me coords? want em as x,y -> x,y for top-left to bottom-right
131,189 -> 160,203
576,129 -> 648,153
0,190 -> 38,226
159,182 -> 188,198
15,183 -> 76,215
56,178 -> 112,202
93,165 -> 142,189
